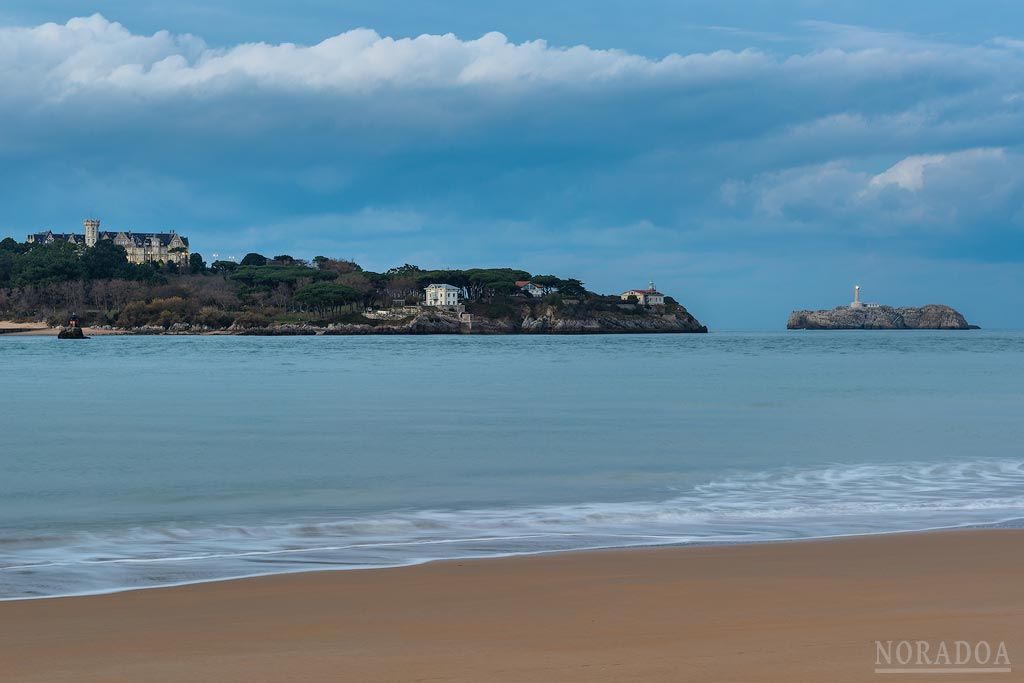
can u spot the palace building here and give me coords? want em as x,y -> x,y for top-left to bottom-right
27,219 -> 190,267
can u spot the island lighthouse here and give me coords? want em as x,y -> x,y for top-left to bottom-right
850,285 -> 864,309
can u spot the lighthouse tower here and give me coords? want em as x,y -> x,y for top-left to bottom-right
84,219 -> 100,248
850,284 -> 864,309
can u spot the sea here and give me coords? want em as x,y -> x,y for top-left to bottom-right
1,331 -> 1022,599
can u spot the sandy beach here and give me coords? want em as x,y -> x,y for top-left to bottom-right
0,320 -> 122,336
1,529 -> 1020,682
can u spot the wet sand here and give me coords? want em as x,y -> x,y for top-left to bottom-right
1,529 -> 1020,682
0,320 -> 122,336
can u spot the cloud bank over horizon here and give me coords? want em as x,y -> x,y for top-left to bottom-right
1,13 -> 1022,328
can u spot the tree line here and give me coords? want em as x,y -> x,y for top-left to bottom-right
0,242 -> 596,329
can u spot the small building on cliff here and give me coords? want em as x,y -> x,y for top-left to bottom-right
424,283 -> 461,308
621,282 -> 665,306
515,280 -> 547,298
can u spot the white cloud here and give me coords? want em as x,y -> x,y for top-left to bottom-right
0,14 -> 775,100
869,153 -> 948,190
868,148 -> 1007,192
992,37 -> 1024,51
0,12 -> 1012,110
728,147 -> 1024,233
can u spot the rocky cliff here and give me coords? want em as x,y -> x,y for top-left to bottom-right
223,305 -> 708,336
112,301 -> 708,336
320,305 -> 708,335
787,304 -> 976,330
518,307 -> 706,334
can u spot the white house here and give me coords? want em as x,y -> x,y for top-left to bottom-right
515,280 -> 548,298
424,283 -> 461,308
621,282 -> 665,306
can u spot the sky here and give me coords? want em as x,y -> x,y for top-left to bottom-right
1,2 -> 1023,329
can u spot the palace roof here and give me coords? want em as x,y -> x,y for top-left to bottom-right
29,230 -> 189,248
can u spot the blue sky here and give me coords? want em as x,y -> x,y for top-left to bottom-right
1,2 -> 1022,328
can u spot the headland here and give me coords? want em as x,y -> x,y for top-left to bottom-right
0,228 -> 706,335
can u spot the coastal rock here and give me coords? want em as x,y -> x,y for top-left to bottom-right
131,325 -> 171,335
319,307 -> 707,335
521,306 -> 707,334
787,304 -> 975,330
56,326 -> 86,339
322,313 -> 461,335
236,324 -> 318,336
113,304 -> 708,336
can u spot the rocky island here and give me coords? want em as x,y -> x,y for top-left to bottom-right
788,286 -> 976,330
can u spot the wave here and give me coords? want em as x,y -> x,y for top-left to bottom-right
2,458 -> 1023,599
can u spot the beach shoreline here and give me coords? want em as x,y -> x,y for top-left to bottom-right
2,528 -> 1020,682
0,320 -> 123,336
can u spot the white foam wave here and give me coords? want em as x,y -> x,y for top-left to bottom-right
2,458 -> 1023,599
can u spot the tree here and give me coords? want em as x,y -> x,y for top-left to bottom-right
189,253 -> 206,274
293,282 -> 360,315
211,260 -> 239,274
485,279 -> 519,296
0,237 -> 26,254
530,275 -> 561,292
460,268 -> 532,299
414,269 -> 471,291
82,240 -> 131,280
272,254 -> 295,265
385,263 -> 422,277
240,252 -> 267,266
554,278 -> 586,297
229,265 -> 337,288
359,271 -> 388,289
11,242 -> 84,286
0,253 -> 13,287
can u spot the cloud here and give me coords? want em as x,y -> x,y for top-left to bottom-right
991,37 -> 1024,51
724,147 -> 1024,242
1,14 -> 1024,326
0,13 -> 770,100
869,154 -> 950,191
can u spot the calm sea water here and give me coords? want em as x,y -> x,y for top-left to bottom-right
1,331 -> 1023,599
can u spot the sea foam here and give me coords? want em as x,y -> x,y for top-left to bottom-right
2,458 -> 1022,600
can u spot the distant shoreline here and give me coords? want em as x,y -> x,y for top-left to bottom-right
0,312 -> 708,336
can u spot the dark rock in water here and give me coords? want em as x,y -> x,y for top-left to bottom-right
235,324 -> 318,336
57,326 -> 87,339
787,304 -> 975,330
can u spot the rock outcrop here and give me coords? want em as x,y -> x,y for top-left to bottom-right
519,307 -> 706,334
114,303 -> 708,336
317,306 -> 707,335
56,326 -> 87,339
787,304 -> 976,330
